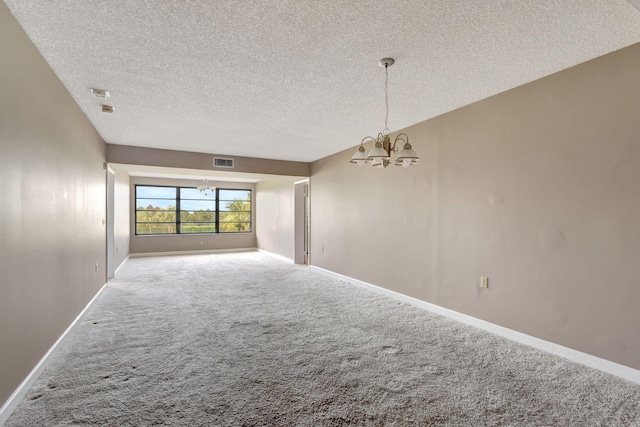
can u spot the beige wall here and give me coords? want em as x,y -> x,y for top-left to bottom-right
129,176 -> 256,254
0,2 -> 107,406
256,180 -> 296,259
107,144 -> 310,177
114,168 -> 130,269
311,43 -> 640,370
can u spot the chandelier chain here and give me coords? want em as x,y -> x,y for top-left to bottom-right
384,63 -> 389,134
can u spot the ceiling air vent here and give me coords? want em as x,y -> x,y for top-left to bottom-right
214,157 -> 234,168
90,88 -> 110,99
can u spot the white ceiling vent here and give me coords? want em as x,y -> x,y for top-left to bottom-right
214,157 -> 234,168
90,88 -> 110,99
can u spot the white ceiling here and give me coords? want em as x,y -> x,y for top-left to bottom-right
6,0 -> 640,163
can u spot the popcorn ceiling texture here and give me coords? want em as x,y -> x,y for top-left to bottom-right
6,252 -> 640,426
4,1 -> 640,162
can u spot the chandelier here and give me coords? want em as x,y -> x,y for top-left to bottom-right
197,178 -> 216,195
350,58 -> 420,168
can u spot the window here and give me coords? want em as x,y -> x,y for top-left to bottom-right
135,186 -> 177,235
219,189 -> 251,232
135,185 -> 251,235
180,188 -> 217,233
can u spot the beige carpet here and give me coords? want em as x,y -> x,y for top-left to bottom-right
6,251 -> 640,426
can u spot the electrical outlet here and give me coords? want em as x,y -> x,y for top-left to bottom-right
480,276 -> 489,288
94,263 -> 99,273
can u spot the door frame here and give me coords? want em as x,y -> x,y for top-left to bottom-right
293,179 -> 309,265
106,166 -> 115,279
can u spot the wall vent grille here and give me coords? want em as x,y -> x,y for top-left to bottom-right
214,157 -> 234,168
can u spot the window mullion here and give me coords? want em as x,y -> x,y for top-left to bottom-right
176,187 -> 181,234
215,188 -> 220,233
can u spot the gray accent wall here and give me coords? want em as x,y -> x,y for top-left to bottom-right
310,43 -> 640,370
107,144 -> 310,177
0,2 -> 107,405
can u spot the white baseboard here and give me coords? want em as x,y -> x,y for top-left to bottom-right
309,265 -> 640,385
257,249 -> 294,264
130,247 -> 258,258
0,283 -> 109,425
113,255 -> 130,276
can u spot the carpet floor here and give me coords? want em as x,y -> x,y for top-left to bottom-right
6,251 -> 640,426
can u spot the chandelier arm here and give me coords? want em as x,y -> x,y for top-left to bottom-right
390,133 -> 410,153
361,136 -> 377,145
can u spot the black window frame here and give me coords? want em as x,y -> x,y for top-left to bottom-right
179,187 -> 218,234
134,185 -> 252,236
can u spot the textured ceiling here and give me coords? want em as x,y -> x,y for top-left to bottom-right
5,0 -> 640,163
